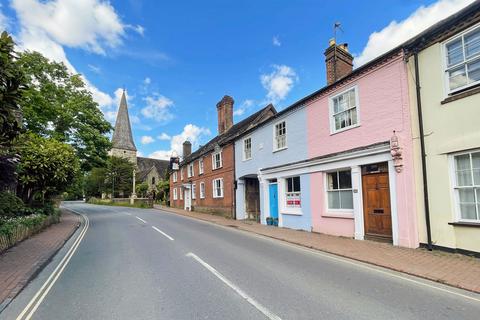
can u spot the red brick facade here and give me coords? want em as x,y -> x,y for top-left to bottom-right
170,144 -> 235,218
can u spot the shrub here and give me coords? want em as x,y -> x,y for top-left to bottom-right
0,191 -> 25,217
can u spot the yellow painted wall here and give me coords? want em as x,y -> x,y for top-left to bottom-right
407,39 -> 480,253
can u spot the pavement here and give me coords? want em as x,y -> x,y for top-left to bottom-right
155,204 -> 480,294
1,202 -> 479,320
0,210 -> 80,311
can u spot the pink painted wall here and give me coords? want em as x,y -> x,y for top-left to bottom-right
307,53 -> 419,247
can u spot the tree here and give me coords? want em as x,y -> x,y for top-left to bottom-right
136,182 -> 149,198
105,156 -> 134,197
84,167 -> 107,198
17,52 -> 112,172
15,133 -> 79,204
0,31 -> 26,190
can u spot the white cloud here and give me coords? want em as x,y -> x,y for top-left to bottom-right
355,0 -> 475,66
141,135 -> 155,144
137,151 -> 144,157
149,124 -> 211,160
128,24 -> 144,36
0,4 -> 9,31
141,94 -> 174,123
261,65 -> 298,103
88,64 -> 101,74
272,36 -> 281,47
157,133 -> 171,141
233,99 -> 254,116
143,77 -> 151,85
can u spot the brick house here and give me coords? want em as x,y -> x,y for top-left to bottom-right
169,96 -> 276,217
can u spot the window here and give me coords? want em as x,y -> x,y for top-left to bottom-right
212,178 -> 224,198
188,163 -> 194,178
179,188 -> 183,200
199,158 -> 204,175
453,151 -> 480,221
327,170 -> 353,210
444,25 -> 480,93
172,172 -> 177,182
173,188 -> 178,200
151,177 -> 156,185
200,182 -> 205,199
274,121 -> 287,151
192,183 -> 196,199
212,151 -> 222,170
330,87 -> 359,133
180,167 -> 184,181
285,176 -> 301,207
243,137 -> 252,160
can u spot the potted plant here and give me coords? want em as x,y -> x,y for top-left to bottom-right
273,218 -> 279,226
266,217 -> 273,225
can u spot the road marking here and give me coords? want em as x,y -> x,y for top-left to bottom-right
16,207 -> 90,320
135,216 -> 147,224
186,252 -> 282,320
152,226 -> 174,241
124,212 -> 131,216
158,210 -> 480,302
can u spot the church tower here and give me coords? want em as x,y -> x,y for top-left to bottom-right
110,90 -> 137,165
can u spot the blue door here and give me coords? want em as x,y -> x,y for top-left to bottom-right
269,183 -> 279,219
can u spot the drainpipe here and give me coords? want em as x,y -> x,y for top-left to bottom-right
414,51 -> 433,251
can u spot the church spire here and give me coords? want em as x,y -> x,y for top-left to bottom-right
111,89 -> 137,151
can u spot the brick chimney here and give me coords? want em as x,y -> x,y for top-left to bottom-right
324,39 -> 354,85
183,140 -> 192,157
216,95 -> 234,135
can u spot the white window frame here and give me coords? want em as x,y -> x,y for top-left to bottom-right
285,176 -> 301,208
329,85 -> 360,134
200,181 -> 205,199
188,163 -> 194,178
273,120 -> 287,152
449,149 -> 480,222
325,169 -> 354,212
192,183 -> 196,199
442,23 -> 480,96
212,151 -> 222,170
173,188 -> 178,200
243,136 -> 252,161
179,188 -> 183,200
199,158 -> 204,175
172,171 -> 177,182
180,167 -> 184,181
212,178 -> 224,198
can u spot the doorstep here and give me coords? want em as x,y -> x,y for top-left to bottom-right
153,205 -> 480,294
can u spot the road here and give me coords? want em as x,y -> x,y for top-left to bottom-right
2,202 -> 480,320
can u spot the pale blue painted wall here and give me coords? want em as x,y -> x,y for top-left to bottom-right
234,107 -> 308,221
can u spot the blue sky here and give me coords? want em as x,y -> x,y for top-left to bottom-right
0,0 -> 474,159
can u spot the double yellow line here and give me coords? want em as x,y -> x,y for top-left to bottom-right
16,209 -> 90,320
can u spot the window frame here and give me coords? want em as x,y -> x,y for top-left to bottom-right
285,176 -> 301,208
200,181 -> 205,199
449,149 -> 480,223
442,23 -> 480,95
243,136 -> 252,161
199,158 -> 204,175
212,151 -> 223,170
188,163 -> 194,178
192,183 -> 196,200
273,120 -> 287,152
173,188 -> 178,200
325,169 -> 354,212
179,187 -> 183,200
328,86 -> 360,134
172,171 -> 177,182
180,167 -> 184,181
212,178 -> 224,198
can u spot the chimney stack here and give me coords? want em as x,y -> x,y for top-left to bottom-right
216,95 -> 234,135
324,39 -> 354,85
183,140 -> 192,157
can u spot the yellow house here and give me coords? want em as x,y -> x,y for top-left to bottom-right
405,2 -> 480,254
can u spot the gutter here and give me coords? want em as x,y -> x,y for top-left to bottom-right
413,51 -> 433,251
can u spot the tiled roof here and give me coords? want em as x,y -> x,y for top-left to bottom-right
137,157 -> 169,180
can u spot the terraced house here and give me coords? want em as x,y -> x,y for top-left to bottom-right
169,96 -> 276,217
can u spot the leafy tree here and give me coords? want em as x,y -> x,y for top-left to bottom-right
17,51 -> 112,172
105,156 -> 134,197
136,182 -> 149,198
15,133 -> 79,204
0,31 -> 26,190
84,167 -> 107,198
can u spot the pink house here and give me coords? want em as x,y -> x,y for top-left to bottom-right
259,41 -> 419,248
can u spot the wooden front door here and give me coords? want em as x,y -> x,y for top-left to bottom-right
245,178 -> 260,221
362,172 -> 392,240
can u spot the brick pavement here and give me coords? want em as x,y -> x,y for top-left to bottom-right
154,205 -> 480,294
0,210 -> 81,310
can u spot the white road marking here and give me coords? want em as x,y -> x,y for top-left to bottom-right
16,207 -> 90,320
152,226 -> 174,241
135,216 -> 147,224
158,209 -> 480,302
124,212 -> 131,216
186,252 -> 282,320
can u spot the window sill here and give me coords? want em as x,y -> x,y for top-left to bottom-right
448,221 -> 480,228
242,158 -> 252,162
330,124 -> 360,136
281,211 -> 302,216
441,84 -> 480,105
273,147 -> 288,153
323,212 -> 354,219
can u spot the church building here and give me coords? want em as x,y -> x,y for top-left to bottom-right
110,90 -> 169,195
